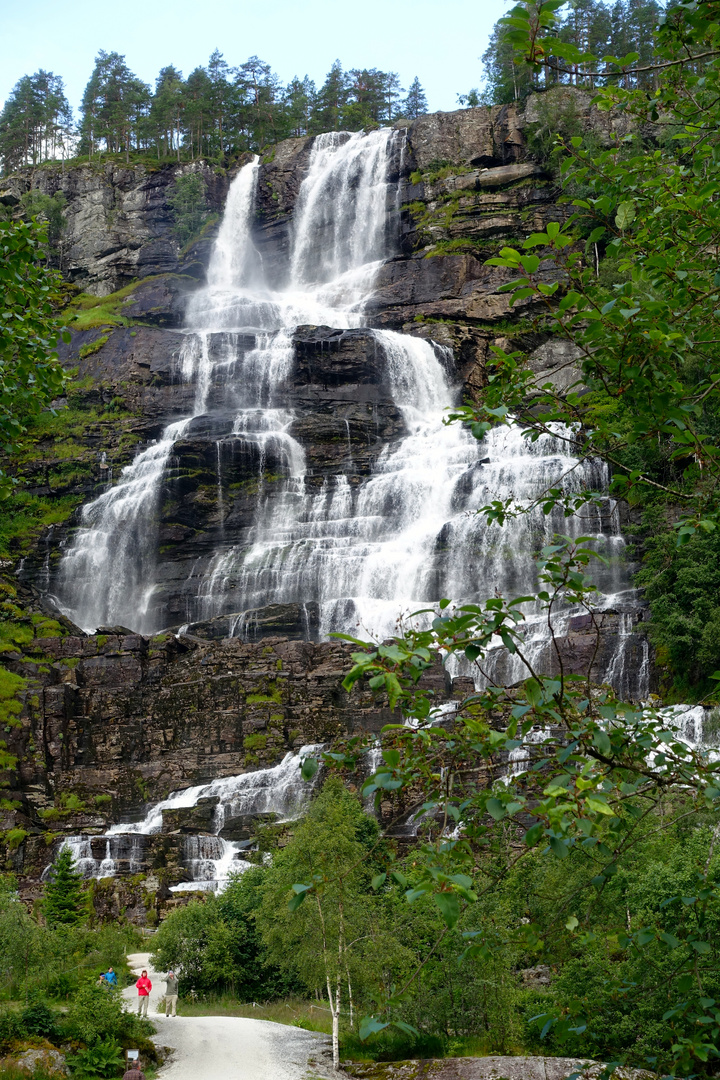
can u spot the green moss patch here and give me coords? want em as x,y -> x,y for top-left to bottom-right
0,667 -> 26,729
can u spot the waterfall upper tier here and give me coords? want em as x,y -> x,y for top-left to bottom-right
36,122 -> 645,698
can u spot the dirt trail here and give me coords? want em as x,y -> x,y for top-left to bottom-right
124,951 -> 333,1080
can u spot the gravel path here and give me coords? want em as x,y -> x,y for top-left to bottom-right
124,952 -> 334,1080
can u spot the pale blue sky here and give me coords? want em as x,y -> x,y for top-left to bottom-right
0,0 -> 509,117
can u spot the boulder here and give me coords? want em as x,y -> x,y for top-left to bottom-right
12,1049 -> 67,1077
182,602 -> 320,642
162,797 -> 220,834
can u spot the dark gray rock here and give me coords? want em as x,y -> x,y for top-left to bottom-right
180,602 -> 320,642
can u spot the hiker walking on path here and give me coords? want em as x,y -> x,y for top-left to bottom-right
135,969 -> 152,1017
103,967 -> 117,987
164,971 -> 179,1017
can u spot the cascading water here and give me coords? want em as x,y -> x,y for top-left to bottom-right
54,125 -> 644,698
42,748 -> 322,892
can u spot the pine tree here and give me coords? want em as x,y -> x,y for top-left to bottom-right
79,51 -> 150,160
43,847 -> 87,926
480,18 -> 536,103
401,77 -> 428,119
182,67 -> 213,159
283,76 -> 316,137
312,61 -> 349,133
150,65 -> 185,160
206,49 -> 231,157
0,71 -> 72,175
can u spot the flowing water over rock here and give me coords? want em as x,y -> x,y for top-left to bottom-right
54,126 -> 644,699
44,125 -> 653,892
44,747 -> 322,892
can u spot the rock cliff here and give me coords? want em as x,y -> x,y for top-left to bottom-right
0,90 -> 650,913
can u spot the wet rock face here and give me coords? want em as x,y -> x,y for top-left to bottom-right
2,628 -> 402,891
1,162 -> 231,296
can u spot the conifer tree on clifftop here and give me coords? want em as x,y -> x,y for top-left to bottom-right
0,71 -> 72,173
401,77 -> 428,118
78,51 -> 150,161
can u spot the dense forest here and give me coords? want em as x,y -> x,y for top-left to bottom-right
0,52 -> 428,173
474,0 -> 665,104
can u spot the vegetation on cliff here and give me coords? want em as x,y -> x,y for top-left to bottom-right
283,1 -> 720,1073
0,218 -> 68,497
0,52 -> 429,174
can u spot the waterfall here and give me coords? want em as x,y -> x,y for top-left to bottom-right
40,748 -> 322,893
53,125 -> 645,699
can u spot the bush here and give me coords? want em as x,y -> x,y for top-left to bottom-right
20,1000 -> 59,1039
169,174 -> 209,247
62,982 -> 152,1048
67,1037 -> 124,1079
0,1009 -> 23,1050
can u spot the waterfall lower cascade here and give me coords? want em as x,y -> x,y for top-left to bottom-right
53,126 -> 645,698
44,748 -> 322,893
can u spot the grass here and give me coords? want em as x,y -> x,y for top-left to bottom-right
162,995 -> 333,1032
159,996 -> 515,1063
67,281 -> 145,331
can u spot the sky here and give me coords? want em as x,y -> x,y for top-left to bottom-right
0,0 -> 509,117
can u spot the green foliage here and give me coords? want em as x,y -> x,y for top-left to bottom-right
20,999 -> 59,1038
77,335 -> 109,359
636,514 -> 720,697
0,218 -> 67,495
168,174 -> 209,247
19,191 -> 67,250
63,981 -> 151,1047
480,0 -> 662,105
151,866 -> 300,1000
0,877 -> 135,1005
325,530 -> 720,1072
67,1038 -> 124,1079
0,668 -> 25,727
4,830 -> 26,852
243,734 -> 267,750
3,49 -> 420,172
0,71 -> 73,173
43,848 -> 87,926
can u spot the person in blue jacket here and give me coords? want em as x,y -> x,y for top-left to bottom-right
103,967 -> 118,987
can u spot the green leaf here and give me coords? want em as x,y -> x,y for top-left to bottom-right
615,200 -> 636,229
592,730 -> 612,756
585,796 -> 615,816
371,873 -> 387,891
525,823 -> 544,847
434,891 -> 461,928
566,916 -> 579,931
486,798 -> 506,820
300,756 -> 319,781
359,1016 -> 390,1041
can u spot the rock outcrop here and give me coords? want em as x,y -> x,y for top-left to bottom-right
0,161 -> 233,296
0,92 -> 650,907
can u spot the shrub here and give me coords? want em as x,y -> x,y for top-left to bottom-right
67,1037 -> 124,1078
20,1000 -> 59,1039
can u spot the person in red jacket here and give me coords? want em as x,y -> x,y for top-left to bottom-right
135,969 -> 152,1017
